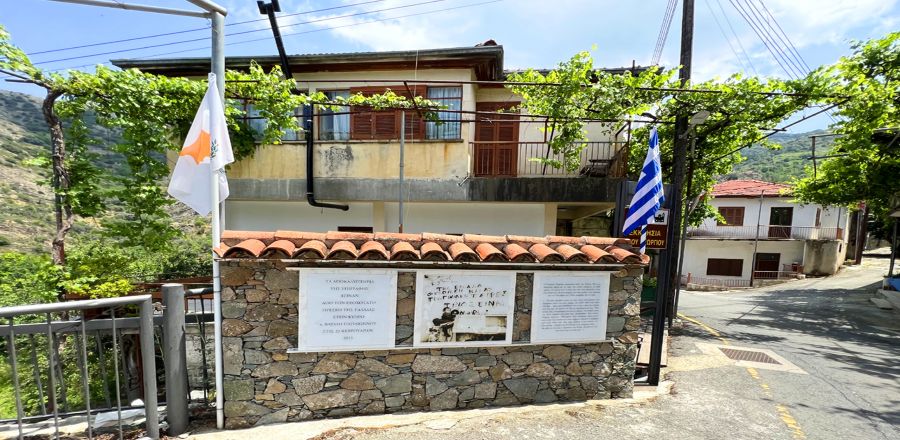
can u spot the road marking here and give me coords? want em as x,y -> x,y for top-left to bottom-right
679,313 -> 807,440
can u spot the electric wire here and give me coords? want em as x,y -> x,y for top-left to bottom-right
729,0 -> 802,78
715,0 -> 758,75
651,0 -> 679,66
704,0 -> 751,74
742,0 -> 806,76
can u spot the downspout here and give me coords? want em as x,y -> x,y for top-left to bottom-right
750,190 -> 764,285
259,0 -> 348,211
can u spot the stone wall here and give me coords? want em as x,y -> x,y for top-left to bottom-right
219,261 -> 642,429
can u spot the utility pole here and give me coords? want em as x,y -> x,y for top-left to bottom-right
648,0 -> 693,386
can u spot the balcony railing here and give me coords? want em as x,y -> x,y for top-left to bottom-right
470,141 -> 627,178
685,225 -> 844,240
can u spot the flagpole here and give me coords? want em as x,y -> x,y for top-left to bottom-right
211,11 -> 226,430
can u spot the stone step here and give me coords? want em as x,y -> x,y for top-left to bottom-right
876,289 -> 900,310
870,297 -> 894,310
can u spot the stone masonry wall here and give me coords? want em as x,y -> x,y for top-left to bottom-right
219,260 -> 642,429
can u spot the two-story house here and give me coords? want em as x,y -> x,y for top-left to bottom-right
682,179 -> 849,288
112,44 -> 633,238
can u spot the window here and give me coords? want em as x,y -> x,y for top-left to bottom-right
717,207 -> 745,226
242,102 -> 307,142
707,258 -> 743,277
426,86 -> 462,139
319,90 -> 350,140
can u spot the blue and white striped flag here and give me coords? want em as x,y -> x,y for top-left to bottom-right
622,127 -> 665,253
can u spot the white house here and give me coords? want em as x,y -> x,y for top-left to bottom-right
681,179 -> 849,288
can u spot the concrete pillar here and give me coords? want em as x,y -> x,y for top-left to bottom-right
162,284 -> 189,435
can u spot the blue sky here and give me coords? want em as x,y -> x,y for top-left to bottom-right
2,0 -> 898,130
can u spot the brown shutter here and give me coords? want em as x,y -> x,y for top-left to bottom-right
349,86 -> 426,140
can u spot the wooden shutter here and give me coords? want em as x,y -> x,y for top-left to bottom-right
474,102 -> 519,177
349,86 -> 425,140
717,207 -> 745,226
706,258 -> 743,276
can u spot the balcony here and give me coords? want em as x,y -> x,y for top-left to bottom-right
470,141 -> 627,178
685,225 -> 844,240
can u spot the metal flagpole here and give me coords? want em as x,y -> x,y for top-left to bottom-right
210,11 -> 226,430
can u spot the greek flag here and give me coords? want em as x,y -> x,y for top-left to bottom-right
622,127 -> 665,253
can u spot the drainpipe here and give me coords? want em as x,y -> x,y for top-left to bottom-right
259,0 -> 348,211
750,190 -> 764,286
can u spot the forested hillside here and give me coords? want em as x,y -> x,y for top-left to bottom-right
725,130 -> 835,183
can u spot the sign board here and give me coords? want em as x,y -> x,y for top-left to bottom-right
626,208 -> 669,249
297,268 -> 397,351
413,270 -> 516,347
530,272 -> 610,343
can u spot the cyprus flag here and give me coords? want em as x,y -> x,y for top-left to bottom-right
167,74 -> 234,216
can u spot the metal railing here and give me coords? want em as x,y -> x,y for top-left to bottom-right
470,141 -> 627,178
753,271 -> 804,280
0,296 -> 158,440
680,275 -> 752,288
685,225 -> 844,240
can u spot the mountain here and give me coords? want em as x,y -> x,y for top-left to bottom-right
724,130 -> 836,184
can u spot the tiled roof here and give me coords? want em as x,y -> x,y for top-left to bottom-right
712,179 -> 792,197
215,231 -> 648,265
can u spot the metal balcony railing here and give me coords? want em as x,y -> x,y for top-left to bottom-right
470,141 -> 627,178
685,225 -> 844,240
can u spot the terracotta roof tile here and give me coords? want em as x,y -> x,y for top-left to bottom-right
390,242 -> 420,261
712,179 -> 792,197
528,243 -> 564,263
222,231 -> 274,246
555,244 -> 588,263
327,240 -> 358,259
358,241 -> 389,260
261,240 -> 295,258
218,230 -> 646,266
503,243 -> 537,262
420,242 -> 450,261
223,239 -> 266,258
475,243 -> 508,262
294,240 -> 326,259
580,245 -> 617,263
448,242 -> 479,262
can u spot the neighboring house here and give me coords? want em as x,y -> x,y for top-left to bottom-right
112,43 -> 637,237
682,179 -> 849,288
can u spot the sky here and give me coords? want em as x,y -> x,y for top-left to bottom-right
1,0 -> 898,131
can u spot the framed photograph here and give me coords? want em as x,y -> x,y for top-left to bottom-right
413,270 -> 516,347
530,271 -> 610,344
296,268 -> 397,352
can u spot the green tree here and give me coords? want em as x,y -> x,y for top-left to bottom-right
794,32 -> 900,220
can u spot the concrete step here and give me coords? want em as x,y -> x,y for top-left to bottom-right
870,297 -> 894,310
876,289 -> 900,310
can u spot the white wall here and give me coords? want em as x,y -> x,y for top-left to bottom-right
225,200 -> 374,232
681,239 -> 805,281
704,196 -> 847,238
383,202 -> 551,236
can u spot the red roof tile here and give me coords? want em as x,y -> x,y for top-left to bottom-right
712,179 -> 792,197
218,230 -> 645,265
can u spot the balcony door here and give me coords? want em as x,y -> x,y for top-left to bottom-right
474,102 -> 519,177
754,253 -> 781,279
768,207 -> 793,238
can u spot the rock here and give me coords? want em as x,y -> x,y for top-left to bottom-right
275,392 -> 304,406
386,353 -> 416,365
252,362 -> 298,378
598,342 -> 614,355
360,389 -> 383,401
254,408 -> 288,426
425,377 -> 448,397
222,319 -> 252,337
222,338 -> 243,375
580,376 -> 599,392
566,362 -> 584,376
224,417 -> 251,429
328,408 -> 355,417
223,379 -> 254,401
245,304 -> 287,322
579,352 -> 600,363
502,351 -> 533,366
525,363 -> 555,377
534,389 -> 557,403
288,352 -> 317,363
245,289 -> 269,303
441,347 -> 479,355
376,373 -> 412,394
567,387 -> 587,400
385,395 -> 405,407
606,317 -> 626,333
267,320 -> 295,337
474,382 -> 497,399
447,369 -> 481,386
412,355 -> 466,373
223,401 -> 269,418
222,302 -> 246,319
458,387 -> 475,402
503,378 -> 539,401
267,270 -> 298,291
475,356 -> 497,368
542,346 -> 571,363
264,378 -> 286,394
244,349 -> 270,365
355,358 -> 398,376
271,352 -> 288,361
617,332 -> 639,344
396,325 -> 413,340
397,298 -> 415,315
360,401 -> 385,414
341,372 -> 375,390
430,389 -> 459,411
302,389 -> 361,410
489,363 -> 513,381
222,267 -> 255,286
255,393 -> 274,401
312,353 -> 358,374
409,387 -> 428,406
292,375 -> 326,396
263,337 -> 292,350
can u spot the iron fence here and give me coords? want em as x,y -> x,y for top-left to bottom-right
685,225 -> 844,240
